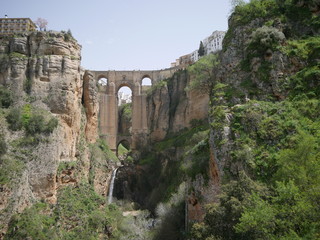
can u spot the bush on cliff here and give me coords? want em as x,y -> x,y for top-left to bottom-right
6,105 -> 58,136
187,54 -> 220,94
5,184 -> 126,240
0,86 -> 13,108
0,135 -> 7,157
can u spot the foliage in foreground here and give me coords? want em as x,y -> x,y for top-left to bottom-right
5,184 -> 125,240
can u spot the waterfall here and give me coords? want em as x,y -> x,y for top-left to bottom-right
108,168 -> 118,204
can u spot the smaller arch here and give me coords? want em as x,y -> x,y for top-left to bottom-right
98,78 -> 108,86
97,75 -> 108,86
97,76 -> 109,93
141,76 -> 152,94
118,139 -> 130,151
116,138 -> 131,158
141,75 -> 152,86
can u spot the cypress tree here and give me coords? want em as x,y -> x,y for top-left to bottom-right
198,41 -> 205,57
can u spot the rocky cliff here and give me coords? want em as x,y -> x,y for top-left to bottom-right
0,31 -> 114,236
190,1 -> 320,239
147,69 -> 209,142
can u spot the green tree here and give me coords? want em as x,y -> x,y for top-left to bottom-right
0,86 -> 13,108
24,114 -> 45,135
229,0 -> 246,14
198,41 -> 205,57
187,54 -> 220,94
6,108 -> 23,131
235,133 -> 320,239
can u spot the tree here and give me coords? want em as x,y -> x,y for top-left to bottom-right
229,0 -> 246,14
198,41 -> 205,57
34,18 -> 48,31
0,86 -> 12,108
187,54 -> 220,94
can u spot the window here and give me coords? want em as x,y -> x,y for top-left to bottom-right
142,77 -> 152,86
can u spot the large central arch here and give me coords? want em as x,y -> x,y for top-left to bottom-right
91,69 -> 178,152
90,71 -> 168,152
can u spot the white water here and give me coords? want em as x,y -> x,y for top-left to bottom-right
108,168 -> 118,204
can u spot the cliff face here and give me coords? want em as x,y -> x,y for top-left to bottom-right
0,31 -> 108,235
210,4 -> 320,177
189,2 -> 320,239
146,70 -> 209,142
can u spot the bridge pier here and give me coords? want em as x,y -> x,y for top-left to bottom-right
93,69 -> 176,153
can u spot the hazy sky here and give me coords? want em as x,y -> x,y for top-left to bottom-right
3,0 -> 232,71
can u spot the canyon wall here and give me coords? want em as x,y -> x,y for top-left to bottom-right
146,70 -> 209,142
0,31 -> 113,235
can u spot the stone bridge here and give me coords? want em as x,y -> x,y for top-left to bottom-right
91,68 -> 179,153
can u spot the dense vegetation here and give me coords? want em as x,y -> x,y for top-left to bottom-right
5,184 -> 125,240
0,89 -> 59,187
129,120 -> 210,240
189,0 -> 320,239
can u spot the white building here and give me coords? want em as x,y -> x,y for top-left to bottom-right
170,30 -> 226,68
190,49 -> 199,63
203,30 -> 226,55
118,92 -> 131,106
187,30 -> 226,66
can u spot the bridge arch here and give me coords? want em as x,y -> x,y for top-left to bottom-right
97,74 -> 108,80
92,69 -> 177,152
141,75 -> 153,86
116,137 -> 131,157
98,78 -> 108,86
117,82 -> 134,94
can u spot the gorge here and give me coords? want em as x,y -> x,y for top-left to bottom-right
1,0 -> 320,239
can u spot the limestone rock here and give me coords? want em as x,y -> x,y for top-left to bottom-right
0,31 -> 101,234
83,70 -> 99,143
147,70 -> 209,142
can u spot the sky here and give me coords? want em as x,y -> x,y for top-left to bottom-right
2,0 -> 233,71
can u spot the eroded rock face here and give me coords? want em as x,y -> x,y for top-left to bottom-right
0,31 -> 101,234
147,70 -> 209,142
83,70 -> 99,143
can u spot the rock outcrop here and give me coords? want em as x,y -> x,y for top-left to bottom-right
0,31 -> 108,235
147,70 -> 209,142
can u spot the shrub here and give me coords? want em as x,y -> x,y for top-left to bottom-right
0,135 -> 7,156
248,26 -> 286,56
0,86 -> 13,108
230,0 -> 280,26
5,184 -> 126,239
44,117 -> 58,134
24,114 -> 45,135
6,105 -> 59,136
187,54 -> 220,94
0,157 -> 24,185
6,108 -> 23,131
64,29 -> 74,42
23,78 -> 32,94
5,202 -> 56,240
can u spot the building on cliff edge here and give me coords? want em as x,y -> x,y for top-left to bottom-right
0,16 -> 37,35
171,30 -> 226,67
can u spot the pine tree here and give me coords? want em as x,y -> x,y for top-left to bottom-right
198,41 -> 205,57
